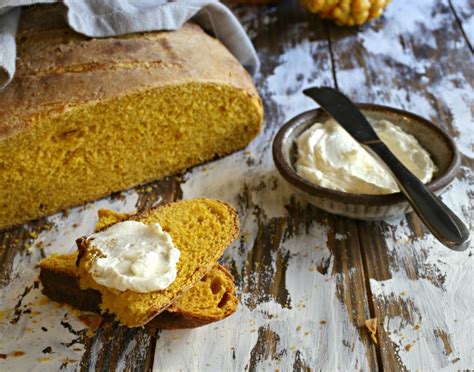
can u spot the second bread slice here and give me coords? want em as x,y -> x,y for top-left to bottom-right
77,198 -> 239,327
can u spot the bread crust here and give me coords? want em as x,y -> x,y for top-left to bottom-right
0,4 -> 262,140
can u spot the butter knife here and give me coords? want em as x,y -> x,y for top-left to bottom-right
303,86 -> 470,252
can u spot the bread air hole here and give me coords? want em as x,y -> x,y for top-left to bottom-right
210,277 -> 223,295
217,293 -> 229,309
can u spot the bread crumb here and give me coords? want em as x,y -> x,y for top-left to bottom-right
404,343 -> 413,351
365,318 -> 378,345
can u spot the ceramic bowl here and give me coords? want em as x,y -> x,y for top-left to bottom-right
272,104 -> 460,220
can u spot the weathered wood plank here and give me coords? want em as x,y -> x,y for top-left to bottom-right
80,324 -> 155,371
152,3 -> 378,370
329,0 -> 474,369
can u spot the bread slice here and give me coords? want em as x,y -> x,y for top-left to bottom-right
0,5 -> 263,229
40,206 -> 238,329
76,198 -> 239,327
39,253 -> 238,329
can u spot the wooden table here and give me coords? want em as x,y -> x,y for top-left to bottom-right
1,0 -> 472,370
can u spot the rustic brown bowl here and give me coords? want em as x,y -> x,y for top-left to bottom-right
272,104 -> 461,220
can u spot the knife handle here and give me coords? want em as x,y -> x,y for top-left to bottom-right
366,142 -> 470,251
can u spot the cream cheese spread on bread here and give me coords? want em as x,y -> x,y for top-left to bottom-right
86,221 -> 180,293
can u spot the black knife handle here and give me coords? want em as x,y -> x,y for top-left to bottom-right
367,142 -> 470,251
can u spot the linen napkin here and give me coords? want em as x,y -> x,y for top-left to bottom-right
0,0 -> 259,90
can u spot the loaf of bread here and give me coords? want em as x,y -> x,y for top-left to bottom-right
40,252 -> 238,329
0,5 -> 263,229
77,198 -> 239,327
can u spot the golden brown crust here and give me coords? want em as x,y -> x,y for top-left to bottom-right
0,5 -> 261,140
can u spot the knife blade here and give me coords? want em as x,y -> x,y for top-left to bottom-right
304,87 -> 381,144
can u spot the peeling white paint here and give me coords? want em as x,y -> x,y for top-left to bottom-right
361,0 -> 444,64
370,169 -> 473,370
436,78 -> 474,158
155,221 -> 370,371
264,35 -> 329,123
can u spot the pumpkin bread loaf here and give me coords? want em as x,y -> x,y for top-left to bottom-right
0,5 -> 263,229
76,198 -> 239,327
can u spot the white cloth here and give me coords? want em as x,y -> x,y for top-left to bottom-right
0,0 -> 259,90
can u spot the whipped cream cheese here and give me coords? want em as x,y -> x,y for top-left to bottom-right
86,221 -> 180,293
295,119 -> 436,194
